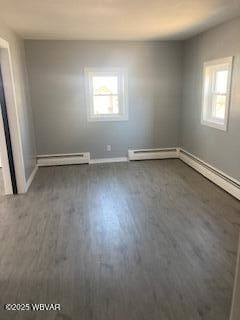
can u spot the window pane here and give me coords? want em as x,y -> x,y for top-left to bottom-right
93,76 -> 118,95
212,94 -> 226,119
215,70 -> 228,94
93,95 -> 119,115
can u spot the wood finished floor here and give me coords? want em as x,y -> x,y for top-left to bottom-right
0,159 -> 240,320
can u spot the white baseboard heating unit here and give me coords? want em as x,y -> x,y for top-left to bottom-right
37,152 -> 90,166
179,149 -> 240,200
128,148 -> 179,161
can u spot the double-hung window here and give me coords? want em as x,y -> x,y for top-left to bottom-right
201,57 -> 233,131
85,68 -> 128,121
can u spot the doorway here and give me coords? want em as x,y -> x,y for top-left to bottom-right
0,37 -> 26,195
0,65 -> 17,194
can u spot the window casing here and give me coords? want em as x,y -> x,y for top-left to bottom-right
85,68 -> 128,122
201,57 -> 233,131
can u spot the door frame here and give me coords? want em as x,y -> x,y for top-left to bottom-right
230,235 -> 240,320
0,37 -> 26,194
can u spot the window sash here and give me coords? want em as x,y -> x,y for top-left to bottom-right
85,68 -> 128,122
211,93 -> 227,121
201,57 -> 233,131
211,67 -> 229,95
90,75 -> 122,116
92,94 -> 120,115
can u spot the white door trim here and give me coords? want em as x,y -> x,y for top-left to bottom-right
230,236 -> 240,320
0,37 -> 26,194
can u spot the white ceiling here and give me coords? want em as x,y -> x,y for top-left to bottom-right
0,0 -> 240,40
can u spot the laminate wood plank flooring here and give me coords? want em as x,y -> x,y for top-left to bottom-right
0,159 -> 239,320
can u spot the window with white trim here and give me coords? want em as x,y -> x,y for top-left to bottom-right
201,57 -> 233,131
85,68 -> 128,121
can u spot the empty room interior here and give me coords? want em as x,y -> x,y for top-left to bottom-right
0,1 -> 240,319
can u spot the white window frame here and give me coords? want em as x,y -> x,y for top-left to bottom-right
85,67 -> 128,122
201,56 -> 233,131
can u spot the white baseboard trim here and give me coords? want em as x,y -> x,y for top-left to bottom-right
37,153 -> 90,167
90,157 -> 128,164
128,148 -> 179,161
179,148 -> 240,200
25,165 -> 38,192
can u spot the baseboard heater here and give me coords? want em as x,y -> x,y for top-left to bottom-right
128,148 -> 179,161
37,153 -> 90,167
179,149 -> 240,200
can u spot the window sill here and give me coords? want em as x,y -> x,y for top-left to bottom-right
201,119 -> 227,131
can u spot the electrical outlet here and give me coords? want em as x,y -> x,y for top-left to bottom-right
106,145 -> 111,152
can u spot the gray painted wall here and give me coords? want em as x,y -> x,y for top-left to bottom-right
0,21 -> 36,181
25,41 -> 183,159
24,18 -> 240,180
180,17 -> 240,181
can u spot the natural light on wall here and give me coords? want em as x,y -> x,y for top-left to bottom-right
85,68 -> 128,122
201,57 -> 233,131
